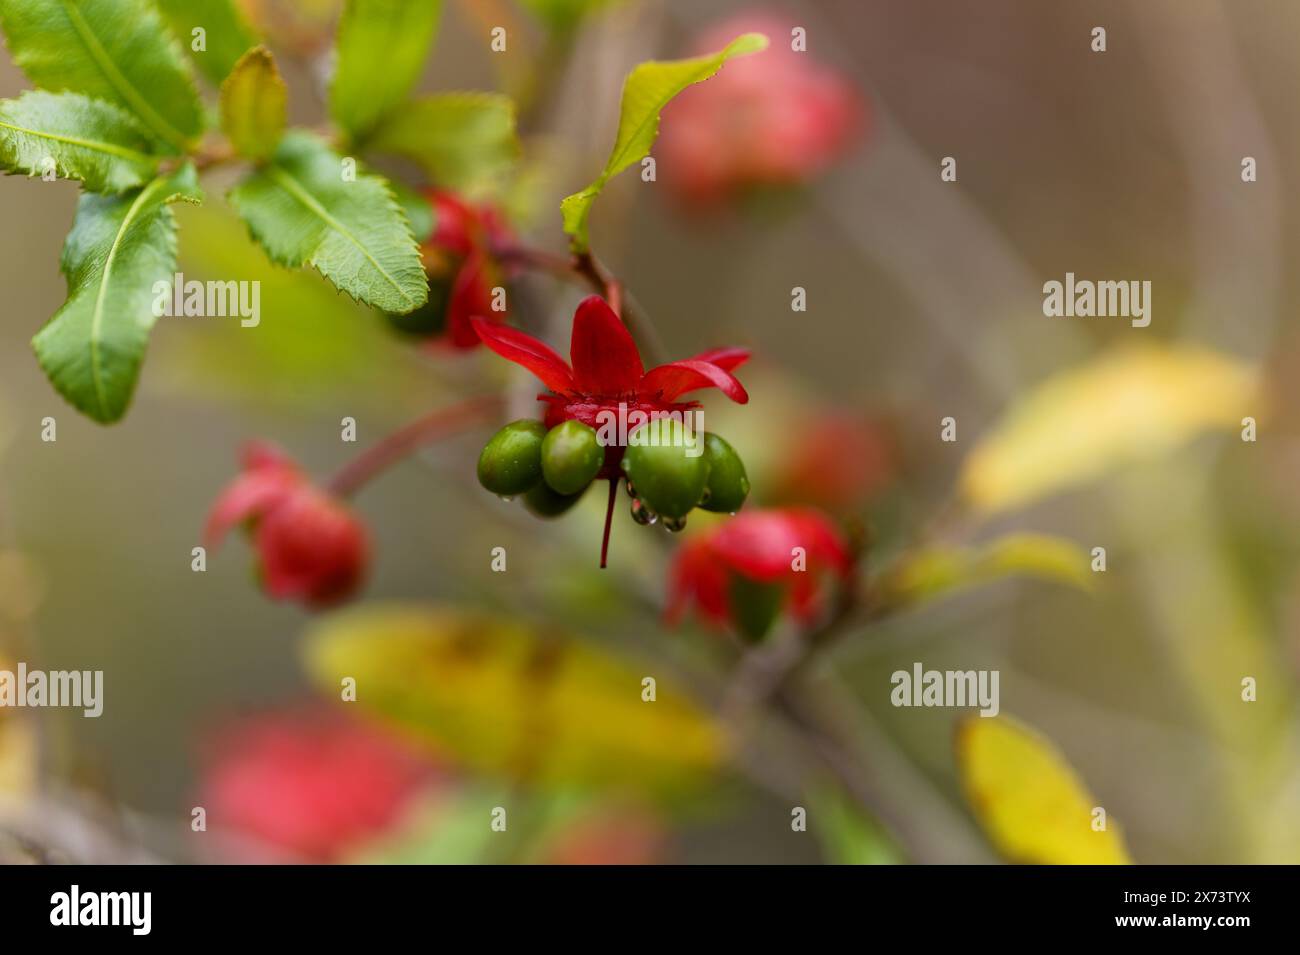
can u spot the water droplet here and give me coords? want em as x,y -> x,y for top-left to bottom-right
630,498 -> 657,525
625,480 -> 637,498
499,495 -> 514,503
662,514 -> 688,533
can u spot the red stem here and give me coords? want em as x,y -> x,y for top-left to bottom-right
599,477 -> 618,569
326,394 -> 503,497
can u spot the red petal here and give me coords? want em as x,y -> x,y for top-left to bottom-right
666,537 -> 730,626
472,317 -> 575,393
639,359 -> 749,403
570,295 -> 643,394
205,469 -> 300,549
446,251 -> 495,349
686,346 -> 750,371
710,508 -> 851,581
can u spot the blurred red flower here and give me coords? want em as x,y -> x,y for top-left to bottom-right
205,441 -> 369,609
473,295 -> 749,470
769,412 -> 897,512
542,808 -> 668,865
658,11 -> 864,205
422,189 -> 515,349
199,706 -> 438,862
668,507 -> 854,638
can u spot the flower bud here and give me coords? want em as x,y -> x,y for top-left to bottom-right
541,420 -> 604,495
477,419 -> 547,496
620,420 -> 710,520
699,432 -> 749,513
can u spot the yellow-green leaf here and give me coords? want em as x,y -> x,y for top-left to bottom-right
879,533 -> 1094,611
366,92 -> 518,192
560,31 -> 768,253
219,46 -> 286,161
330,0 -> 443,141
956,714 -> 1132,864
303,604 -> 726,796
961,344 -> 1258,515
156,0 -> 259,86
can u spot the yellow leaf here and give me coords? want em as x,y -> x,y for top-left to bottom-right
881,533 -> 1093,610
0,657 -> 37,806
303,604 -> 726,796
956,714 -> 1131,864
961,344 -> 1257,515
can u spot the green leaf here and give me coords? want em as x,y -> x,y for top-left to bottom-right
0,0 -> 204,151
155,0 -> 259,86
228,131 -> 428,313
809,786 -> 904,865
956,714 -> 1132,864
366,92 -> 519,192
32,164 -> 203,423
877,533 -> 1094,613
302,604 -> 727,796
559,31 -> 768,253
386,176 -> 435,244
0,90 -> 161,192
219,46 -> 286,161
518,0 -> 625,34
330,0 -> 443,141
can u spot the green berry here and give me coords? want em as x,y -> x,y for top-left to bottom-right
477,420 -> 547,496
620,420 -> 710,520
541,420 -> 604,495
699,433 -> 749,513
524,480 -> 587,518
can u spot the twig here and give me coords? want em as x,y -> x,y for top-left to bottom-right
326,395 -> 503,497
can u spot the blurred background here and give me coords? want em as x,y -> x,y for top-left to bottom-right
0,0 -> 1297,864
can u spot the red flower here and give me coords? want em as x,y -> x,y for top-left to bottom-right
769,412 -> 897,512
205,441 -> 369,609
422,189 -> 514,349
668,507 -> 853,636
473,295 -> 749,471
198,706 -> 439,862
658,11 -> 863,205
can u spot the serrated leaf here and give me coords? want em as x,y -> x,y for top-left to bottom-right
219,46 -> 286,161
0,90 -> 160,192
155,0 -> 259,86
330,0 -> 442,141
956,714 -> 1132,864
0,0 -> 204,151
560,31 -> 767,253
302,604 -> 727,796
366,92 -> 518,192
32,164 -> 203,423
961,344 -> 1258,516
878,533 -> 1094,612
228,131 -> 427,313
